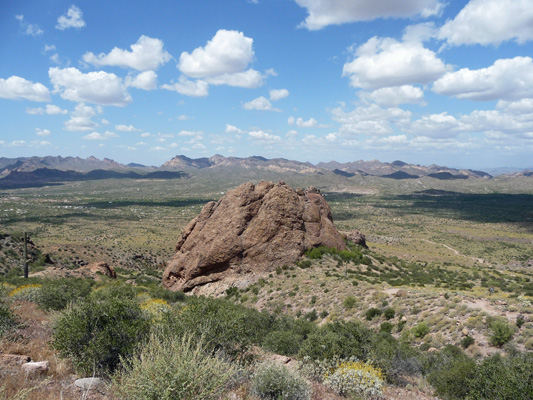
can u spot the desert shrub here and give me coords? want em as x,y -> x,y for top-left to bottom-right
37,278 -> 93,311
467,353 -> 533,400
140,297 -> 171,321
263,330 -> 302,356
304,309 -> 318,321
489,320 -> 514,347
516,315 -> 525,329
323,360 -> 384,399
425,345 -> 476,400
383,307 -> 395,320
52,297 -> 151,376
113,333 -> 238,400
251,361 -> 311,400
413,322 -> 430,338
365,308 -> 382,320
0,302 -> 19,337
461,335 -> 475,349
343,296 -> 357,309
160,296 -> 272,360
9,284 -> 41,302
525,337 -> 533,351
90,281 -> 139,301
299,321 -> 373,361
380,322 -> 393,333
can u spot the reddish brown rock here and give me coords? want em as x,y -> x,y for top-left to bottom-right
163,181 -> 346,292
344,230 -> 368,248
85,262 -> 116,279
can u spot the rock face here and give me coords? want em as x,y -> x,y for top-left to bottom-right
344,230 -> 368,249
163,181 -> 346,293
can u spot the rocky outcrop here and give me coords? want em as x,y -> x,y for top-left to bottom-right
344,230 -> 368,249
85,262 -> 116,279
163,181 -> 346,293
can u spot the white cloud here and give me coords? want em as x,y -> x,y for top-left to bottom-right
331,103 -> 411,136
35,128 -> 51,137
49,67 -> 132,106
125,71 -> 158,90
46,104 -> 68,114
140,132 -> 151,137
0,76 -> 50,102
343,37 -> 450,89
225,124 -> 243,134
64,103 -> 101,132
161,76 -> 209,97
496,98 -> 533,114
407,112 -> 463,138
30,140 -> 52,147
243,96 -> 278,111
56,5 -> 86,30
83,36 -> 171,71
115,124 -> 140,132
439,0 -> 533,46
135,142 -> 148,146
177,114 -> 191,121
367,85 -> 425,106
248,130 -> 281,141
295,0 -> 444,30
193,143 -> 206,149
179,30 -> 254,78
296,117 -> 318,128
288,116 -> 295,125
83,131 -> 119,140
27,104 -> 68,115
205,69 -> 264,88
269,88 -> 289,101
43,44 -> 56,53
286,130 -> 298,137
433,57 -> 533,101
15,15 -> 43,36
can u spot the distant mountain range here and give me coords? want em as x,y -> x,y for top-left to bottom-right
0,155 -> 531,189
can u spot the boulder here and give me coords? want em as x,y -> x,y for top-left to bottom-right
85,262 -> 116,279
344,230 -> 368,248
74,377 -> 105,390
163,181 -> 346,293
21,361 -> 49,375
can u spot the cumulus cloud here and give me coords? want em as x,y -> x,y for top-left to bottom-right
406,112 -> 463,138
46,104 -> 68,114
83,36 -> 171,71
243,96 -> 278,111
248,130 -> 281,141
64,103 -> 101,132
161,76 -> 209,97
115,124 -> 140,132
35,128 -> 51,137
439,0 -> 533,46
269,88 -> 289,101
205,69 -> 264,88
83,131 -> 119,140
15,15 -> 43,36
296,117 -> 318,128
179,30 -> 254,78
125,71 -> 158,90
56,5 -> 86,30
367,85 -> 425,106
432,56 -> 533,101
331,103 -> 412,136
225,124 -> 244,134
49,67 -> 132,106
0,76 -> 50,102
343,37 -> 450,89
177,114 -> 192,121
295,0 -> 444,30
496,98 -> 533,114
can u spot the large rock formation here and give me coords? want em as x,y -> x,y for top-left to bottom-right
163,181 -> 346,293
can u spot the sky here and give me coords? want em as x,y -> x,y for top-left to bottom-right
1,0 -> 533,169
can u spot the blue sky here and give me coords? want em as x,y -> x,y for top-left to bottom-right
1,0 -> 532,169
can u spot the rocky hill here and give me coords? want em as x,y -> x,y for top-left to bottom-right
163,181 -> 346,294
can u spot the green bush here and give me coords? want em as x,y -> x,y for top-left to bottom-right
37,278 -> 93,311
263,330 -> 302,356
0,302 -> 19,337
343,296 -> 357,309
461,335 -> 475,349
113,333 -> 238,400
489,320 -> 514,347
468,353 -> 533,400
251,361 -> 311,400
380,322 -> 393,333
52,297 -> 151,376
365,308 -> 382,320
413,322 -> 430,338
426,345 -> 476,400
383,307 -> 395,320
